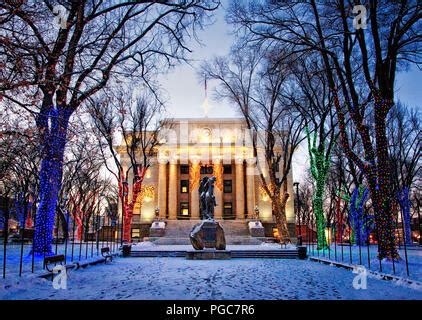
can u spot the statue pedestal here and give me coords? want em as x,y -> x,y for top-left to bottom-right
149,221 -> 166,237
248,220 -> 265,237
190,220 -> 226,250
186,249 -> 231,260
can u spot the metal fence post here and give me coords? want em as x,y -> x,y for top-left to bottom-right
19,192 -> 29,276
2,199 -> 10,279
64,205 -> 70,264
399,207 -> 410,276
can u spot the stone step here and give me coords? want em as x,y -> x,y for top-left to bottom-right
130,251 -> 186,257
163,220 -> 251,237
148,236 -> 269,245
129,249 -> 300,259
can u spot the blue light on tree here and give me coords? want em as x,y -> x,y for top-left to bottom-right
398,187 -> 412,245
32,106 -> 71,256
350,186 -> 372,246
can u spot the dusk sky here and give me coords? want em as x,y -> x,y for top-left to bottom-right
159,1 -> 421,182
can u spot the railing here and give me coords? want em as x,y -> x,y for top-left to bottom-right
301,215 -> 421,282
1,208 -> 121,279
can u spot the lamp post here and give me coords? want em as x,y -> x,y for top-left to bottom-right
155,207 -> 160,221
63,193 -> 69,233
254,205 -> 260,221
293,182 -> 301,241
63,193 -> 70,262
418,208 -> 422,245
97,193 -> 106,252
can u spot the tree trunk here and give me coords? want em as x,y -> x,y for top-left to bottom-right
32,107 -> 70,255
122,192 -> 141,242
372,191 -> 399,260
313,178 -> 328,250
33,158 -> 64,254
272,189 -> 290,242
122,201 -> 133,242
122,168 -> 147,242
373,97 -> 399,259
57,208 -> 68,240
335,195 -> 344,243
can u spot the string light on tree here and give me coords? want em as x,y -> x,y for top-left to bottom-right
333,87 -> 399,261
306,126 -> 333,250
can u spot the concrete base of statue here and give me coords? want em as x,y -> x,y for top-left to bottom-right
189,220 -> 226,250
248,220 -> 265,237
149,220 -> 166,237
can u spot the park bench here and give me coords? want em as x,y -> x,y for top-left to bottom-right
43,254 -> 66,272
42,254 -> 77,280
101,247 -> 113,263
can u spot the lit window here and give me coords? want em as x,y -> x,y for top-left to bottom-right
180,202 -> 189,216
132,229 -> 140,239
224,202 -> 233,219
181,180 -> 189,193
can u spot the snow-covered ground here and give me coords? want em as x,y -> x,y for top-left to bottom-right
131,241 -> 295,251
0,241 -> 118,277
308,244 -> 422,282
0,242 -> 290,277
1,257 -> 421,300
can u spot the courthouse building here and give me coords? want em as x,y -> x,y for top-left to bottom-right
116,118 -> 295,240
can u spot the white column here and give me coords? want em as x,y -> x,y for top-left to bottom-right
157,158 -> 168,219
235,158 -> 245,219
246,158 -> 256,219
168,158 -> 178,220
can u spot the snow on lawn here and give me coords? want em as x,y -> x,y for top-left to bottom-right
0,241 -> 118,277
131,242 -> 295,251
0,242 -> 287,277
308,244 -> 422,282
1,257 -> 421,300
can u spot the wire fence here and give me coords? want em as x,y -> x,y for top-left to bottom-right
1,200 -> 122,279
300,211 -> 422,282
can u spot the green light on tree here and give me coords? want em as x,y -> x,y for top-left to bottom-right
306,126 -> 333,250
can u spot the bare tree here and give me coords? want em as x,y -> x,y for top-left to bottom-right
388,103 -> 421,244
285,58 -> 337,249
203,48 -> 305,242
227,0 -> 421,259
0,0 -> 219,254
89,88 -> 165,242
0,113 -> 40,231
59,122 -> 110,240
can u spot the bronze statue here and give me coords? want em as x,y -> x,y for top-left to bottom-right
190,175 -> 226,250
199,176 -> 217,220
199,177 -> 209,220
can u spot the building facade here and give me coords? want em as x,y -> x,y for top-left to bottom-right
117,118 -> 295,239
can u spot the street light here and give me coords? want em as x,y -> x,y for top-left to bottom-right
254,205 -> 260,221
62,192 -> 70,261
293,182 -> 301,242
97,192 -> 107,251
